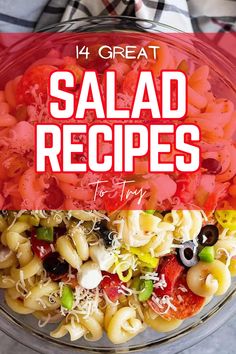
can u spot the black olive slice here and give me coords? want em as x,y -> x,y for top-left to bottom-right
202,158 -> 222,175
96,220 -> 114,247
178,241 -> 199,267
197,224 -> 219,246
43,252 -> 69,277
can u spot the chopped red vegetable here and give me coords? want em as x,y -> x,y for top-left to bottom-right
31,234 -> 53,260
100,271 -> 124,302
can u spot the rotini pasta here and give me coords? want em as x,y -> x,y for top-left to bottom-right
0,208 -> 234,344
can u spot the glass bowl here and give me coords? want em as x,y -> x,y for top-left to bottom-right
0,16 -> 236,354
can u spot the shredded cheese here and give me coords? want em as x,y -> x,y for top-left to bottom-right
178,285 -> 188,293
152,294 -> 177,314
38,313 -> 51,328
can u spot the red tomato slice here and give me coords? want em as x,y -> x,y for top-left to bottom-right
148,274 -> 205,320
31,234 -> 53,260
100,271 -> 123,302
154,254 -> 184,297
17,65 -> 57,105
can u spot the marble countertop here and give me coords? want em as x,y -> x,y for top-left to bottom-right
0,315 -> 235,354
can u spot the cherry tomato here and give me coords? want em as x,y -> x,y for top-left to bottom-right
148,274 -> 205,320
31,234 -> 53,260
16,65 -> 57,105
154,255 -> 184,297
100,271 -> 124,302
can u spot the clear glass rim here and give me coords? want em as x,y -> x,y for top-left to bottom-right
37,15 -> 184,33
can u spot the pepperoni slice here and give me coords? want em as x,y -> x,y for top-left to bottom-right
154,254 -> 184,297
17,65 -> 57,105
148,274 -> 205,320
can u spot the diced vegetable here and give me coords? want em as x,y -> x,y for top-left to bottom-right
145,210 -> 155,215
199,246 -> 215,263
138,280 -> 154,302
130,247 -> 158,268
60,285 -> 74,310
36,227 -> 54,242
100,271 -> 123,302
18,214 -> 39,226
44,178 -> 65,209
131,277 -> 141,291
31,234 -> 53,260
215,210 -> 236,231
117,267 -> 132,282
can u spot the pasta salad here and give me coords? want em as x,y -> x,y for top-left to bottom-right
0,209 -> 235,344
0,34 -> 236,344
